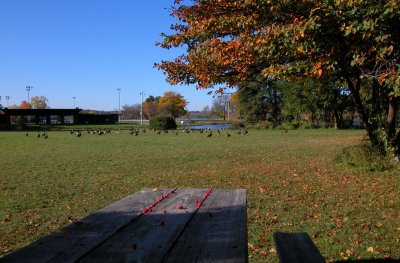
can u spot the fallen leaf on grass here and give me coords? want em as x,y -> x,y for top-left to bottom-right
259,188 -> 268,193
366,247 -> 374,253
259,234 -> 267,243
248,243 -> 255,251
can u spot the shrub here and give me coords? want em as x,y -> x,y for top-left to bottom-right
229,122 -> 246,129
149,115 -> 177,130
335,143 -> 395,173
299,121 -> 320,129
252,121 -> 274,129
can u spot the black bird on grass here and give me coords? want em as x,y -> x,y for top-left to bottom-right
207,132 -> 212,138
25,131 -> 29,136
226,133 -> 231,137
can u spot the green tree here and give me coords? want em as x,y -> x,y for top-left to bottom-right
238,77 -> 282,124
157,0 -> 400,156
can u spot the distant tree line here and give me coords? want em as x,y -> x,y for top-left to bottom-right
230,78 -> 359,129
121,91 -> 188,120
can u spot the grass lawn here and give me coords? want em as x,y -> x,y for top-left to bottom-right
0,128 -> 399,261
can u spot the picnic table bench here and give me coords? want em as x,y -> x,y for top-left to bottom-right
2,188 -> 247,263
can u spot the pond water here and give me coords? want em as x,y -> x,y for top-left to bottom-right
183,124 -> 231,130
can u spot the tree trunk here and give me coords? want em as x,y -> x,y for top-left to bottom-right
345,76 -> 386,153
332,109 -> 340,129
386,96 -> 399,155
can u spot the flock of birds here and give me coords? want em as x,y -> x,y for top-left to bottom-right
24,127 -> 251,139
165,127 -> 250,137
25,130 -> 48,139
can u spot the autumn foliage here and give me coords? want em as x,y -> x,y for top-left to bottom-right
143,91 -> 187,119
20,101 -> 32,109
157,0 -> 400,156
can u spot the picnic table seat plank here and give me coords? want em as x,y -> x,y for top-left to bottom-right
79,188 -> 208,263
163,188 -> 247,263
2,188 -> 176,263
273,232 -> 325,263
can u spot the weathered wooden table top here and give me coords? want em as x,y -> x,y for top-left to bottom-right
2,188 -> 247,263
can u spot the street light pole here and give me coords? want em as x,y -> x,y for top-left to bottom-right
73,97 -> 76,108
117,88 -> 121,123
6,96 -> 10,107
26,86 -> 33,108
140,92 -> 145,125
227,100 -> 230,122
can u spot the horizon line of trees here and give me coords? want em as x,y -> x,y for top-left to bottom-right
121,91 -> 188,120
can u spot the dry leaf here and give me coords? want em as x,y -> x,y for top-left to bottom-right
259,234 -> 267,243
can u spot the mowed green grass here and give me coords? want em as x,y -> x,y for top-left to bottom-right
0,129 -> 399,261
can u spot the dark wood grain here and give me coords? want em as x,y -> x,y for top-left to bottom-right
1,188 -> 248,263
79,188 -> 208,263
1,188 -> 176,263
273,232 -> 325,263
163,189 -> 247,263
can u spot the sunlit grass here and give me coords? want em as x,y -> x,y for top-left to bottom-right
0,129 -> 399,261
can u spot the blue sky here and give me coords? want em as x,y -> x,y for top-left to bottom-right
0,0 -> 217,111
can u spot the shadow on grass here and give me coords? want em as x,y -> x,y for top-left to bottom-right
335,260 -> 400,263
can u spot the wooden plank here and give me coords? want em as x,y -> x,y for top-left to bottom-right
163,189 -> 247,263
79,188 -> 208,263
273,232 -> 325,263
2,188 -> 176,263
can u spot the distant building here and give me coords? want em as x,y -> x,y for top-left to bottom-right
0,108 -> 119,125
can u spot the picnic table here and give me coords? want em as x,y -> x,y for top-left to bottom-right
2,188 -> 247,263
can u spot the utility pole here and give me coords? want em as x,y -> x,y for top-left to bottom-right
26,86 -> 33,108
73,97 -> 76,108
140,92 -> 145,125
117,88 -> 121,123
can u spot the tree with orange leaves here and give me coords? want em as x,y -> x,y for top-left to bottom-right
20,101 -> 32,109
143,96 -> 161,120
157,0 -> 400,156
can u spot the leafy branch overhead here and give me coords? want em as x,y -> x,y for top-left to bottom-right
157,0 -> 399,90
